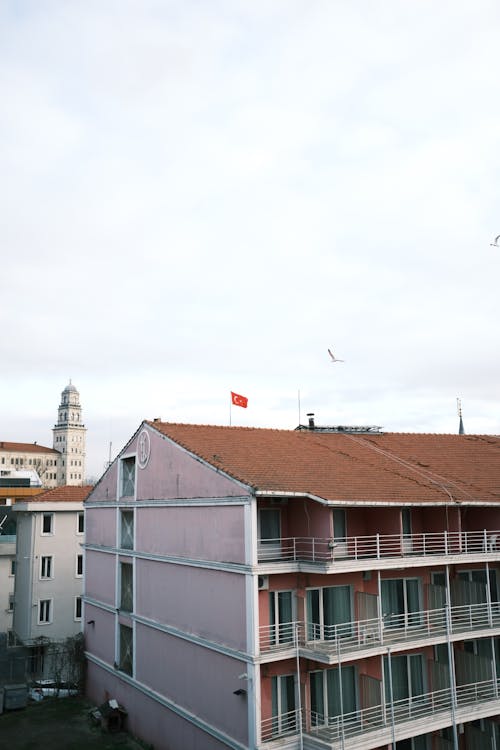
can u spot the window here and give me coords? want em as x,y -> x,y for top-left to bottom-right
258,509 -> 281,559
120,563 -> 133,612
119,624 -> 133,675
76,554 -> 83,577
120,456 -> 136,498
38,599 -> 52,624
77,512 -> 84,534
120,510 -> 134,550
310,666 -> 357,727
271,674 -> 296,736
8,593 -> 14,612
381,578 -> 422,629
307,585 -> 353,641
74,596 -> 82,621
269,590 -> 294,645
42,513 -> 53,535
9,559 -> 15,576
40,556 -> 53,579
384,653 -> 425,703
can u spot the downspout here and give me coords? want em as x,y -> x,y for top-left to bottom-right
445,565 -> 459,750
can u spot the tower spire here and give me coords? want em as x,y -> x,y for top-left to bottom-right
457,398 -> 465,435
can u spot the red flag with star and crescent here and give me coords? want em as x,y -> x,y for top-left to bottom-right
231,391 -> 248,408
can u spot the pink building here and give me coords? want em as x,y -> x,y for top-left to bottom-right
84,420 -> 500,750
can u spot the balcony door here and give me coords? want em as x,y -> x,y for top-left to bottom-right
332,509 -> 347,557
384,653 -> 426,704
310,666 -> 357,726
269,590 -> 294,645
381,578 -> 422,629
271,674 -> 297,735
306,585 -> 353,641
258,509 -> 281,560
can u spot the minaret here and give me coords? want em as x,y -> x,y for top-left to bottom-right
53,381 -> 87,486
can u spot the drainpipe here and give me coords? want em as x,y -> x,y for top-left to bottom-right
486,561 -> 493,629
295,623 -> 303,750
336,636 -> 345,750
377,570 -> 383,644
387,647 -> 396,750
445,566 -> 459,750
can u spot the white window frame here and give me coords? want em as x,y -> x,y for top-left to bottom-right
118,623 -> 134,676
119,455 -> 136,499
38,598 -> 53,624
7,593 -> 14,612
41,513 -> 54,536
77,512 -> 84,535
76,553 -> 83,578
74,596 -> 82,621
9,559 -> 15,576
120,509 -> 134,550
40,555 -> 54,580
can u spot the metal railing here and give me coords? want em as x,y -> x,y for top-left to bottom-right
262,679 -> 500,744
259,602 -> 500,655
258,529 -> 500,564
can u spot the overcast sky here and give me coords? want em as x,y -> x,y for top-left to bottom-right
2,1 -> 500,480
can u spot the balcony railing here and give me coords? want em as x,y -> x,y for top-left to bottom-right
258,529 -> 500,564
259,602 -> 500,657
262,679 -> 500,745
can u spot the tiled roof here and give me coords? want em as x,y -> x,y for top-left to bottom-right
0,441 -> 58,454
148,422 -> 500,505
25,485 -> 93,502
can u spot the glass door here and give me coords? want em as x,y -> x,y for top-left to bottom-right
271,674 -> 296,735
306,585 -> 353,641
270,591 -> 294,645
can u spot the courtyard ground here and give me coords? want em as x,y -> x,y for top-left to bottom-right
0,696 -> 149,750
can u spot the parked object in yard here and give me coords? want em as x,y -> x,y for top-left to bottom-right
3,683 -> 28,710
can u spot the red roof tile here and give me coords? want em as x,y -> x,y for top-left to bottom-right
0,441 -> 58,455
147,422 -> 500,505
25,485 -> 93,503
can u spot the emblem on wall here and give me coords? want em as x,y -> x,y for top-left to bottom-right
137,429 -> 151,469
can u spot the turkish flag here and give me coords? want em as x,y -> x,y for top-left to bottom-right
231,391 -> 248,408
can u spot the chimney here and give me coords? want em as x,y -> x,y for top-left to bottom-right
307,413 -> 315,430
153,417 -> 161,423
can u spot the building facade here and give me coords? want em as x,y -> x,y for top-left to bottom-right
84,421 -> 500,750
12,485 -> 91,661
0,380 -> 87,488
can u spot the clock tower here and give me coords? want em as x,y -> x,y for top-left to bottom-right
52,381 -> 86,486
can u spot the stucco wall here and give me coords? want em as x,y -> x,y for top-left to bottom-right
85,550 -> 116,607
135,623 -> 248,744
137,504 -> 246,563
85,507 -> 117,548
136,560 -> 247,651
86,660 -> 239,750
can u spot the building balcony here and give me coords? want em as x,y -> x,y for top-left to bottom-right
257,529 -> 500,573
261,679 -> 500,749
259,601 -> 500,664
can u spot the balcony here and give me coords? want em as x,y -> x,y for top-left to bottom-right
261,680 -> 500,749
259,602 -> 500,663
257,529 -> 500,573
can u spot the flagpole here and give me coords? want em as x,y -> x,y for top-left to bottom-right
229,392 -> 232,426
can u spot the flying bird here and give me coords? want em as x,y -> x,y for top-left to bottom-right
490,235 -> 500,247
328,348 -> 344,363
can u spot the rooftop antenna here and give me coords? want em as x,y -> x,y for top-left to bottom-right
457,398 -> 465,435
298,389 -> 301,427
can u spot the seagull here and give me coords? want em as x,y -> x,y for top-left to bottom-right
490,235 -> 500,247
328,348 -> 345,363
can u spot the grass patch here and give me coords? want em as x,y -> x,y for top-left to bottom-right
0,696 -> 145,750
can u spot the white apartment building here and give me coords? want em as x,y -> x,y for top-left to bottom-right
12,485 -> 91,658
